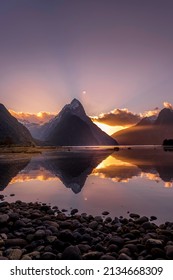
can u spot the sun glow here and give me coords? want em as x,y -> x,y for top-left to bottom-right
93,121 -> 126,135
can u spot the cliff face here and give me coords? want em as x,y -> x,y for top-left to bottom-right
0,104 -> 34,146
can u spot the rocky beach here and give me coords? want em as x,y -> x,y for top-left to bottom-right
0,199 -> 173,260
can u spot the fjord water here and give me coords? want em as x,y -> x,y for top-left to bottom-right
1,147 -> 173,224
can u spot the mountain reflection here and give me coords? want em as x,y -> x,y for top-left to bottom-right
112,149 -> 173,186
0,159 -> 31,190
1,149 -> 173,193
42,151 -> 112,193
93,156 -> 140,182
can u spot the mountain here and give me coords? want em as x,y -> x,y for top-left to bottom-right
34,99 -> 118,146
112,108 -> 173,145
43,150 -> 112,193
0,103 -> 34,146
0,158 -> 31,190
113,148 -> 173,183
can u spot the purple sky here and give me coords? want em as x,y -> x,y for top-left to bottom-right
0,0 -> 173,115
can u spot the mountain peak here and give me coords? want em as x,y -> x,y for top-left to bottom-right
38,98 -> 118,145
155,107 -> 173,125
70,98 -> 83,110
0,103 -> 7,112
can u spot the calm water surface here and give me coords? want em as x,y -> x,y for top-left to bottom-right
0,147 -> 173,224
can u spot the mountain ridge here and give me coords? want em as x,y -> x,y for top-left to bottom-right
112,107 -> 173,145
0,103 -> 34,146
30,99 -> 118,146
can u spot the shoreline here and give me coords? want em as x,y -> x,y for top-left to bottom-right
0,201 -> 173,260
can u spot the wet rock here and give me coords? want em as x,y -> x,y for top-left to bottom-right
129,213 -> 140,219
46,236 -> 57,243
150,216 -> 157,221
142,222 -> 155,230
59,230 -> 74,242
5,238 -> 27,247
166,245 -> 173,259
109,236 -> 124,247
146,239 -> 163,248
88,221 -> 98,230
151,248 -> 165,259
14,220 -> 26,228
9,249 -> 23,260
45,220 -> 59,228
108,244 -> 118,252
83,251 -> 103,260
0,202 -> 8,208
21,255 -> 32,260
72,232 -> 82,242
0,240 -> 5,247
42,252 -> 56,260
118,253 -> 132,260
102,211 -> 109,216
60,221 -> 72,229
0,256 -> 8,260
105,217 -> 112,223
78,244 -> 91,253
53,239 -> 65,251
100,254 -> 116,260
95,216 -> 103,223
119,248 -> 131,256
35,230 -> 46,239
136,216 -> 149,224
0,233 -> 7,240
71,209 -> 78,215
62,245 -> 81,260
0,214 -> 9,224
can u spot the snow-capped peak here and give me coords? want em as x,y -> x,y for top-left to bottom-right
70,98 -> 81,110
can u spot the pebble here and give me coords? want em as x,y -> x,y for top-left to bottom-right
62,245 -> 81,260
129,213 -> 140,219
166,245 -> 173,259
118,253 -> 132,260
70,209 -> 78,215
0,214 -> 9,224
0,201 -> 173,260
41,252 -> 56,260
9,249 -> 23,260
102,211 -> 109,216
136,216 -> 149,224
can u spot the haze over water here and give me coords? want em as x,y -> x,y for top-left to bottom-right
1,147 -> 173,224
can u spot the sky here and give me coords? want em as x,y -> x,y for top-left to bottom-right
0,0 -> 173,133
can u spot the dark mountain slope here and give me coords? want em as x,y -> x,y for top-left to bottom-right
0,103 -> 34,146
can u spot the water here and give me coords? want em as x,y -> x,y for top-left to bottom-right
0,146 -> 173,224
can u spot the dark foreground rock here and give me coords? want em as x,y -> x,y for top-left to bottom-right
0,201 -> 173,260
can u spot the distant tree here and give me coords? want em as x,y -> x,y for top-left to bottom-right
163,139 -> 173,146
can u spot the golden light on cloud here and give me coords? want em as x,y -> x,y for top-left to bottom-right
9,110 -> 56,124
141,109 -> 159,118
92,155 -> 138,183
10,170 -> 58,184
141,172 -> 160,182
163,102 -> 173,110
164,182 -> 173,188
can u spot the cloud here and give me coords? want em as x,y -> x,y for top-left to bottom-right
92,108 -> 141,126
9,110 -> 56,124
141,107 -> 159,118
163,102 -> 173,110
